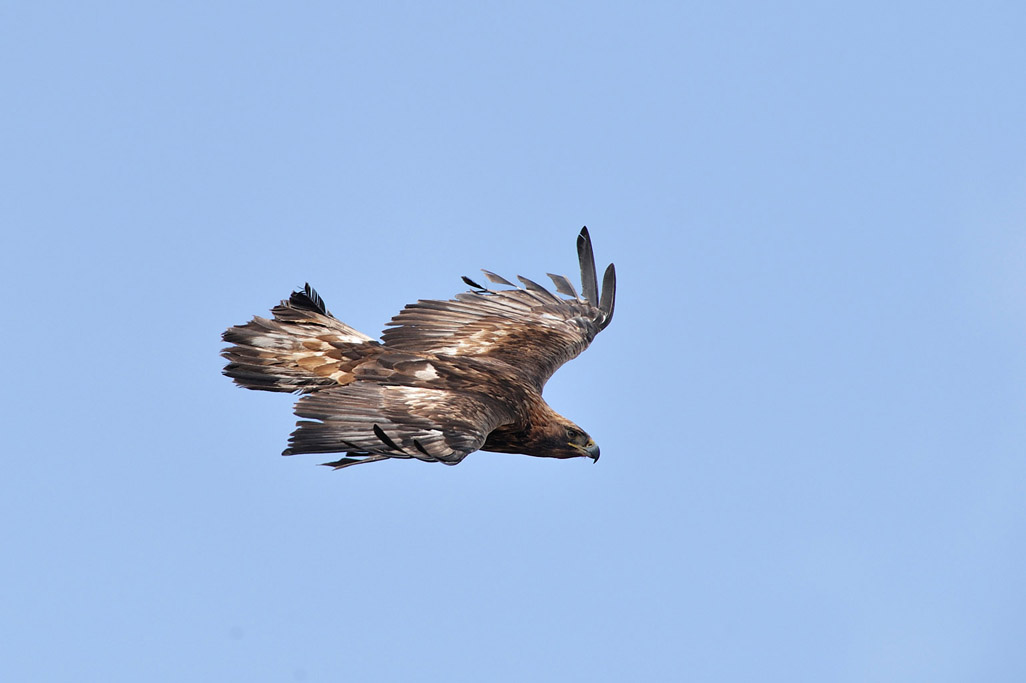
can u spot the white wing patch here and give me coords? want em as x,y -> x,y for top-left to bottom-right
432,327 -> 513,356
413,363 -> 439,380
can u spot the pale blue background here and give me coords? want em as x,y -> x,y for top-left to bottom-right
3,2 -> 1025,681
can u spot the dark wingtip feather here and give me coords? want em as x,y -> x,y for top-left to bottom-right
481,269 -> 516,287
599,263 -> 616,329
318,454 -> 390,469
547,273 -> 578,299
373,424 -> 406,454
289,283 -> 330,316
576,226 -> 599,305
517,275 -> 558,299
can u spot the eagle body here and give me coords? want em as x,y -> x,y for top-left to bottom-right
221,228 -> 615,469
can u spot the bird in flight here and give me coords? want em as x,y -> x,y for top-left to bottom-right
221,227 -> 615,469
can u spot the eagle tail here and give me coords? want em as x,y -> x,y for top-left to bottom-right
222,284 -> 380,393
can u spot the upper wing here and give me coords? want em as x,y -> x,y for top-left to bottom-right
283,382 -> 515,468
380,227 -> 615,389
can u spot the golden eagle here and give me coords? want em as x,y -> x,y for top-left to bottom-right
221,227 -> 615,469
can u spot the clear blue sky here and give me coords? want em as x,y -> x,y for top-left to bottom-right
3,2 -> 1024,681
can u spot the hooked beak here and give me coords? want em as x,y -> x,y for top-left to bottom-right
569,438 -> 600,462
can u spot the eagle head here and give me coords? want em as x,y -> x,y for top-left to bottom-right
561,423 -> 600,462
480,397 -> 601,462
526,415 -> 600,462
482,414 -> 600,462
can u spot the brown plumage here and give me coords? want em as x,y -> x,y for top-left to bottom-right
221,227 -> 615,469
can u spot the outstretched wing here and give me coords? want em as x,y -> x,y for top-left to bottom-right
381,227 -> 615,389
283,383 -> 515,468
